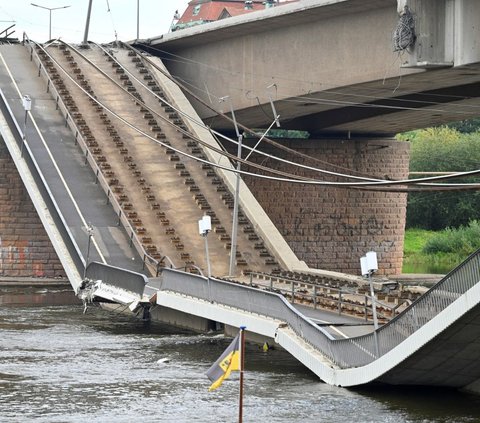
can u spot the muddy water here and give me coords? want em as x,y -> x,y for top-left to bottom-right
1,294 -> 480,422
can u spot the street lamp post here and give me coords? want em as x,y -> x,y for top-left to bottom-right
83,0 -> 93,45
21,95 -> 31,157
31,3 -> 70,41
199,215 -> 212,301
198,215 -> 212,278
361,251 -> 380,357
136,0 -> 140,39
218,96 -> 243,277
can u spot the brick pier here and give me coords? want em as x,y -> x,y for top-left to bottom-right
0,139 -> 64,278
242,137 -> 410,276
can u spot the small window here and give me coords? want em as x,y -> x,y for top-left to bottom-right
193,5 -> 201,16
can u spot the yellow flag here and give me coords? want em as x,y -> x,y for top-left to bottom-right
206,333 -> 241,391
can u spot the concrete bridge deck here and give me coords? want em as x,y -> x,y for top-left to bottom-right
145,254 -> 480,392
0,41 -> 310,281
0,44 -> 146,289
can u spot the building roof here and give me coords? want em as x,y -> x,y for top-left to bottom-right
173,0 -> 298,31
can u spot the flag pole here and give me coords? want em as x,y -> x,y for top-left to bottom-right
238,326 -> 246,423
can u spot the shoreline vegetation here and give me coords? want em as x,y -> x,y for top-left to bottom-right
403,222 -> 480,274
398,123 -> 480,275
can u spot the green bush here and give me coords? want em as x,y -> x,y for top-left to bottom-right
422,220 -> 480,256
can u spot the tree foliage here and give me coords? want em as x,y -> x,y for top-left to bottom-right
399,126 -> 480,230
447,118 -> 480,134
423,220 -> 480,256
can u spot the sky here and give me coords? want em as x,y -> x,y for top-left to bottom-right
0,0 -> 189,43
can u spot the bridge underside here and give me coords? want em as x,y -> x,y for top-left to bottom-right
379,304 -> 480,390
145,0 -> 480,136
211,64 -> 480,137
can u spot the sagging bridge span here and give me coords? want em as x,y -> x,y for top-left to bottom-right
1,0 -> 480,392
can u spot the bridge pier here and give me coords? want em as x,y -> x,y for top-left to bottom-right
241,136 -> 410,276
0,136 -> 63,278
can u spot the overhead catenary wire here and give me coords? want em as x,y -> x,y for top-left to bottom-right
104,0 -> 118,42
138,43 -> 480,182
33,40 -> 480,190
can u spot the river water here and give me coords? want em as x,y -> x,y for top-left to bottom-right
2,300 -> 480,422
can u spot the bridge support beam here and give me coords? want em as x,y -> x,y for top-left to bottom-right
242,137 -> 410,276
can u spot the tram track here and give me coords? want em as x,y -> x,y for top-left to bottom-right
32,39 -> 282,277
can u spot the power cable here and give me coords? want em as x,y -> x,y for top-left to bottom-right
132,43 -> 480,188
33,40 -> 480,190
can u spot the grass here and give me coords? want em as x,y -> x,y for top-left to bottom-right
403,228 -> 436,256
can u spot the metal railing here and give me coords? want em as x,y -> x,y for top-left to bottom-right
160,268 -> 337,357
246,272 -> 399,322
331,247 -> 480,367
159,248 -> 480,369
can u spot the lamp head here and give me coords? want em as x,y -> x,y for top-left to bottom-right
360,256 -> 369,277
198,215 -> 211,235
366,251 -> 378,273
22,95 -> 32,111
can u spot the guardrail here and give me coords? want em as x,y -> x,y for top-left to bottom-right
85,261 -> 148,297
332,247 -> 480,367
159,247 -> 480,368
0,88 -> 85,277
160,268 -> 337,358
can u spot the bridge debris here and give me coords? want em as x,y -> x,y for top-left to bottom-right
393,5 -> 416,52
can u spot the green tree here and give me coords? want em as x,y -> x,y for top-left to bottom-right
399,127 -> 480,230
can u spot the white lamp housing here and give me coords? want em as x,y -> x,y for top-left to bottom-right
198,215 -> 211,235
366,251 -> 378,273
22,95 -> 32,111
360,256 -> 369,277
